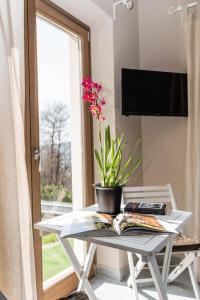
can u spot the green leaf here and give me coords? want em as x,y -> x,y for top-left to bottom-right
95,129 -> 141,187
95,149 -> 103,180
118,154 -> 133,182
110,135 -> 123,168
115,161 -> 122,184
111,139 -> 115,160
106,126 -> 111,151
104,126 -> 111,172
113,142 -> 125,169
120,159 -> 141,185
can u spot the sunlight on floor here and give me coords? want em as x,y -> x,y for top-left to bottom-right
91,274 -> 198,300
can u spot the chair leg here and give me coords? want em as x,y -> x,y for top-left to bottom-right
168,252 -> 200,300
168,252 -> 196,283
188,262 -> 200,300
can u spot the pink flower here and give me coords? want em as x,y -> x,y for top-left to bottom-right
93,82 -> 102,92
83,92 -> 91,102
89,104 -> 97,117
89,92 -> 98,103
101,98 -> 106,105
82,77 -> 93,91
97,104 -> 102,113
82,77 -> 106,122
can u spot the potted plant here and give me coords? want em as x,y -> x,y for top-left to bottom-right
82,77 -> 141,215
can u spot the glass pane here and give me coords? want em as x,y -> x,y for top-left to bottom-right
36,16 -> 83,283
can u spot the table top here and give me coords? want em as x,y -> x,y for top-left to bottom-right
35,205 -> 192,256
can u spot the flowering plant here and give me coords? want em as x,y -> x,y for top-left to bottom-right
82,77 -> 141,187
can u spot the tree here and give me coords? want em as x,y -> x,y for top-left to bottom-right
40,102 -> 71,189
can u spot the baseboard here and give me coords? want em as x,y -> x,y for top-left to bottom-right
95,264 -> 129,282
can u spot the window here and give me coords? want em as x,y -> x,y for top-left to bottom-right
25,1 -> 93,299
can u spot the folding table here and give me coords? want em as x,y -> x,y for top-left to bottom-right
35,205 -> 191,300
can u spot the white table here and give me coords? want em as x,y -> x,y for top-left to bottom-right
35,205 -> 192,300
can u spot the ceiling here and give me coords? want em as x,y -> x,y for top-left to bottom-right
91,0 -> 113,17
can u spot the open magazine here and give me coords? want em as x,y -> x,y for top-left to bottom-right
60,211 -> 177,239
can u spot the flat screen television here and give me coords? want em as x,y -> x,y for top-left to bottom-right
122,68 -> 188,116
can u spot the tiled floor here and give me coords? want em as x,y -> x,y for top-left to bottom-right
91,271 -> 199,300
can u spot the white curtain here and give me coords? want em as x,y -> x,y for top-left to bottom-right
0,1 -> 37,299
184,4 -> 200,281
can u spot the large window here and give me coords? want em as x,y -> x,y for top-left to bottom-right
25,1 -> 93,299
37,15 -> 76,282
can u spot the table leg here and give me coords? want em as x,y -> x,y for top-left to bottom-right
148,256 -> 168,300
127,254 -> 146,288
127,252 -> 139,300
59,237 -> 97,300
78,243 -> 97,292
162,239 -> 173,287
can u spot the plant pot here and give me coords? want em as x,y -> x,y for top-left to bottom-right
94,184 -> 123,215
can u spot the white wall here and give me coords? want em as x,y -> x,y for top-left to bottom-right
113,0 -> 142,188
138,0 -> 190,208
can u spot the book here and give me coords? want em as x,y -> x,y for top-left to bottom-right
60,210 -> 176,238
124,202 -> 167,215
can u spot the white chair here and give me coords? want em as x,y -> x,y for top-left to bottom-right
123,184 -> 200,300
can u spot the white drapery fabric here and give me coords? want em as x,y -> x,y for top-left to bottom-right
0,1 -> 37,299
184,4 -> 200,281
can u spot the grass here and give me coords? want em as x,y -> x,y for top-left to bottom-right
42,237 -> 74,281
42,233 -> 57,244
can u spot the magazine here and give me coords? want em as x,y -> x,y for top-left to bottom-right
60,211 -> 177,239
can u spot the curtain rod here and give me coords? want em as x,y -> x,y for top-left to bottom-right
168,2 -> 198,15
113,0 -> 134,20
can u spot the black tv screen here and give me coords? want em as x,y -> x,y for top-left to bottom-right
122,69 -> 188,116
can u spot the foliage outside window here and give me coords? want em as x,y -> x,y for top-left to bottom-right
40,102 -> 72,203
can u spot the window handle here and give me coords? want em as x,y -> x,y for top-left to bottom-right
33,148 -> 40,160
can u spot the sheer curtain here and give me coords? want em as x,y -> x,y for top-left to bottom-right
0,1 -> 37,299
184,4 -> 200,281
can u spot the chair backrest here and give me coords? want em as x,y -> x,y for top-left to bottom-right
122,183 -> 177,210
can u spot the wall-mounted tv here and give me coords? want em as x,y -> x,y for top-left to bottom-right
122,68 -> 188,117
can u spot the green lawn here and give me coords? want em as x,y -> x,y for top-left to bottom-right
42,237 -> 73,281
42,233 -> 58,244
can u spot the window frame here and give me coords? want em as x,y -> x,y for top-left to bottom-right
25,1 -> 94,299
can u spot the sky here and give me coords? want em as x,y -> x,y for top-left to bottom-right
36,16 -> 71,111
36,16 -> 81,144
